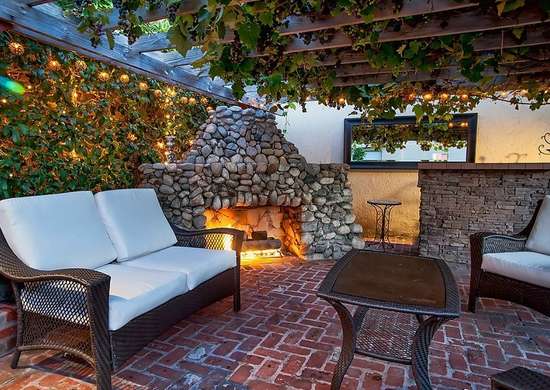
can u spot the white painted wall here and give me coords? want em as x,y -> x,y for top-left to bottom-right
276,99 -> 550,164
277,99 -> 550,242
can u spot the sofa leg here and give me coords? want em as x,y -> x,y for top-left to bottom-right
468,294 -> 477,313
10,349 -> 20,369
233,289 -> 241,312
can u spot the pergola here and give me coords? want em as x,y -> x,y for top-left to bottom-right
1,1 -> 550,103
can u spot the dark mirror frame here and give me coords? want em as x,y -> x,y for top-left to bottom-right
344,113 -> 478,170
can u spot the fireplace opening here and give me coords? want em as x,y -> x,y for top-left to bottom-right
204,207 -> 286,260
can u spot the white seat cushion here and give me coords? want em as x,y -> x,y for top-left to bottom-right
96,264 -> 188,330
94,188 -> 176,262
123,246 -> 236,290
0,191 -> 117,270
482,251 -> 550,288
526,195 -> 550,255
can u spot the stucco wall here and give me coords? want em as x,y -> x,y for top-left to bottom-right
276,100 -> 550,242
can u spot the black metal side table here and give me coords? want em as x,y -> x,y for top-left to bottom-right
317,250 -> 460,390
367,199 -> 401,250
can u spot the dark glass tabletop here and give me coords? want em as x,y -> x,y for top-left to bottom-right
318,250 -> 460,317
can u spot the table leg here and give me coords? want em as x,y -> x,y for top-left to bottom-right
328,300 -> 357,390
411,316 -> 449,390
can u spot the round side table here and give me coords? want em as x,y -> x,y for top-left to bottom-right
367,199 -> 401,250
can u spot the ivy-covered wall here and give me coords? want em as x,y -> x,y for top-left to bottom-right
0,33 -> 220,199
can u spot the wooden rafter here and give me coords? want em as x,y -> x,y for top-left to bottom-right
283,3 -> 549,54
105,0 -> 257,30
21,0 -> 55,5
106,0 -> 475,30
130,2 -> 548,54
332,63 -> 550,87
130,0 -> 480,52
0,1 -> 237,103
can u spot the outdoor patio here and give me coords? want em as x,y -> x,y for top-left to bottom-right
1,1 -> 550,389
0,255 -> 549,390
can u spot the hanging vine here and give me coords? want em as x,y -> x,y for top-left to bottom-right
68,0 -> 550,150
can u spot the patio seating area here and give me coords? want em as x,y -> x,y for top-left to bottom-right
1,1 -> 550,389
0,257 -> 549,390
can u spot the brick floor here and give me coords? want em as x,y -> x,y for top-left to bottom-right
0,256 -> 550,389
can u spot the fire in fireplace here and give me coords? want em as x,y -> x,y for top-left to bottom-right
204,207 -> 284,260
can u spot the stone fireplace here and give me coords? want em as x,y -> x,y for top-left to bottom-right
139,106 -> 364,260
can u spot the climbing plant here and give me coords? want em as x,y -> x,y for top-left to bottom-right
67,0 -> 550,150
0,32 -> 218,199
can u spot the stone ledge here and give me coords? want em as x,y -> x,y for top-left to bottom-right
418,162 -> 550,170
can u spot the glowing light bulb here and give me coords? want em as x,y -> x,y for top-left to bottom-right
8,42 -> 24,56
460,93 -> 469,101
439,93 -> 449,101
119,74 -> 130,84
422,92 -> 433,101
180,96 -> 189,104
337,96 -> 346,105
47,59 -> 61,71
448,122 -> 454,128
138,82 -> 149,91
188,97 -> 197,105
98,71 -> 110,81
460,121 -> 468,128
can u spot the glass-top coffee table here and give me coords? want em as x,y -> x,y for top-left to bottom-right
317,250 -> 460,390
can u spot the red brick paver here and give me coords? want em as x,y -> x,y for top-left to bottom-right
0,257 -> 550,389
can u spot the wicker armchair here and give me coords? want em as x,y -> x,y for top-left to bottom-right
0,225 -> 243,390
468,199 -> 550,316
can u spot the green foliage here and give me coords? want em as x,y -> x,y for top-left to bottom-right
71,0 -> 550,151
0,33 -> 217,199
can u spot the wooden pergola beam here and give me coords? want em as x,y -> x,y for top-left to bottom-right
332,63 -> 550,87
317,24 -> 550,66
131,3 -> 548,54
105,0 -> 257,30
0,1 -> 237,103
21,0 -> 56,5
284,3 -> 549,54
107,0 -> 476,31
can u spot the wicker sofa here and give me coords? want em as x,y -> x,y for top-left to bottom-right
0,188 -> 243,390
469,196 -> 550,316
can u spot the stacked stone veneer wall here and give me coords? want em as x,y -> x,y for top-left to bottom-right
418,166 -> 550,263
139,106 -> 364,259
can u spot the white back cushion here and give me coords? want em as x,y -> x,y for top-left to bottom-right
526,196 -> 550,255
94,188 -> 176,261
0,191 -> 117,270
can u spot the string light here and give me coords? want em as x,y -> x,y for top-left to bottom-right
180,96 -> 189,104
422,92 -> 433,101
75,60 -> 87,71
47,59 -> 61,71
200,96 -> 208,105
156,141 -> 165,149
188,96 -> 197,105
206,105 -> 214,111
119,74 -> 130,84
337,96 -> 346,105
439,93 -> 449,101
460,93 -> 469,101
138,82 -> 149,91
154,89 -> 162,98
448,122 -> 454,128
460,121 -> 468,128
8,42 -> 25,56
0,98 -> 7,104
407,93 -> 416,101
166,88 -> 177,97
98,71 -> 110,81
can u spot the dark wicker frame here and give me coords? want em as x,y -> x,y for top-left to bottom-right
0,225 -> 244,390
468,199 -> 549,316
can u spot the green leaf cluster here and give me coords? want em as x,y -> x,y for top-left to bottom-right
0,33 -> 217,199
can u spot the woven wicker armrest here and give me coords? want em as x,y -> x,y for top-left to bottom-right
171,225 -> 244,254
469,232 -> 528,280
470,232 -> 528,256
